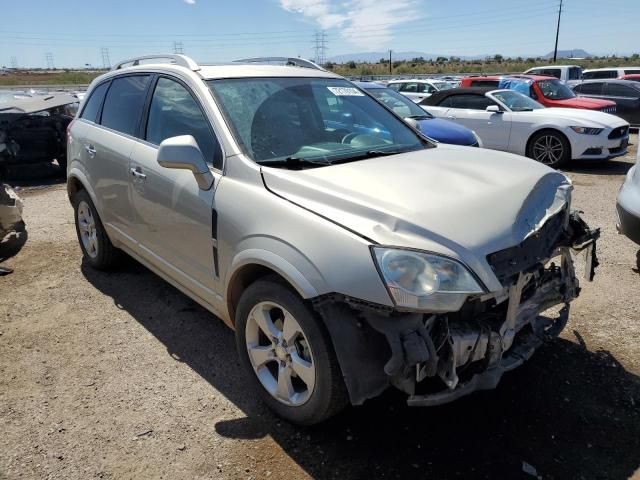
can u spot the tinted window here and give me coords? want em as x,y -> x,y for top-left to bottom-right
624,69 -> 640,74
542,69 -> 561,79
606,83 -> 639,97
470,80 -> 499,87
448,94 -> 495,110
146,77 -> 222,169
400,83 -> 418,93
577,83 -> 603,95
568,67 -> 582,80
100,75 -> 151,136
387,83 -> 401,91
584,70 -> 616,79
79,82 -> 109,122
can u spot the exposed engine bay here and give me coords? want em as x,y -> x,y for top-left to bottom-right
0,93 -> 78,179
0,183 -> 27,275
314,209 -> 599,406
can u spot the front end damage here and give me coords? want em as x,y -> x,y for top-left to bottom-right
314,210 -> 599,407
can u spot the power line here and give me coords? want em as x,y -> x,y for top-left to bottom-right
173,41 -> 184,54
45,52 -> 54,69
313,31 -> 327,65
100,47 -> 111,69
10,56 -> 17,68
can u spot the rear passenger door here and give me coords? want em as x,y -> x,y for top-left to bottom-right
128,75 -> 224,299
603,83 -> 640,124
80,74 -> 151,243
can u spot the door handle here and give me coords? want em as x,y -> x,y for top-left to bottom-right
130,166 -> 147,181
84,144 -> 96,157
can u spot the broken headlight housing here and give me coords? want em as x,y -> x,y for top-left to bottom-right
372,247 -> 484,312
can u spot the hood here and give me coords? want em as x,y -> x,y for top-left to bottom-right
417,116 -> 478,146
528,107 -> 629,127
262,146 -> 570,290
546,96 -> 615,110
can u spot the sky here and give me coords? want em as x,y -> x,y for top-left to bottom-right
0,0 -> 637,68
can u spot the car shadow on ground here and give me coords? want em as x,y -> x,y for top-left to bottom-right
564,158 -> 634,176
81,258 -> 640,480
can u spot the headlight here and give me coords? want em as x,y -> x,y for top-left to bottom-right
372,247 -> 484,312
471,130 -> 483,148
570,126 -> 603,135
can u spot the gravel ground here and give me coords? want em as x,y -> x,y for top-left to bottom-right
1,137 -> 639,480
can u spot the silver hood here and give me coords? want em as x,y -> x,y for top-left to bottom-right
261,145 -> 570,291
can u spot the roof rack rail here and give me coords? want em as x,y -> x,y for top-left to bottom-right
111,54 -> 200,72
233,57 -> 326,72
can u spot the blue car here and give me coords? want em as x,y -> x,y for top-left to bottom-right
354,81 -> 481,147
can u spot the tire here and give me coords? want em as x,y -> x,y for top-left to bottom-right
235,277 -> 348,425
527,130 -> 571,169
73,189 -> 119,270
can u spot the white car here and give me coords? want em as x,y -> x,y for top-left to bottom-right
524,65 -> 582,85
387,79 -> 454,103
616,139 -> 640,245
422,88 -> 630,168
583,67 -> 640,80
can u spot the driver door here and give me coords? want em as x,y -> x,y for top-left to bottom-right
443,94 -> 511,150
128,75 -> 225,300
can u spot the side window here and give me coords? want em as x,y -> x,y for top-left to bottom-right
453,94 -> 494,110
528,69 -> 541,75
146,77 -> 222,169
579,83 -> 604,95
415,83 -> 426,93
423,84 -> 436,93
471,80 -> 500,88
605,83 -> 638,97
569,67 -> 582,80
79,82 -> 109,122
401,83 -> 418,93
387,83 -> 401,91
438,96 -> 455,107
100,75 -> 151,136
543,69 -> 561,79
624,69 -> 640,75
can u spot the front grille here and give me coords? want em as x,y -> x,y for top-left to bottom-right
608,125 -> 629,139
600,106 -> 617,114
487,211 -> 566,286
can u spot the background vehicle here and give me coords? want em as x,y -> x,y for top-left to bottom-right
460,75 -> 617,112
572,80 -> 640,127
524,65 -> 582,84
583,67 -> 640,80
619,74 -> 640,83
421,87 -> 629,168
354,81 -> 481,146
616,139 -> 640,245
68,54 -> 598,425
387,79 -> 454,103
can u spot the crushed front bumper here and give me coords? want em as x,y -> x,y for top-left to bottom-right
314,211 -> 600,407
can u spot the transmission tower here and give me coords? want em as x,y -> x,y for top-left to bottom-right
173,41 -> 184,54
100,47 -> 111,69
45,52 -> 55,69
312,31 -> 328,65
10,56 -> 18,69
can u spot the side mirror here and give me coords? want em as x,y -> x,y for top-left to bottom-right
157,135 -> 214,190
486,105 -> 502,113
403,117 -> 421,131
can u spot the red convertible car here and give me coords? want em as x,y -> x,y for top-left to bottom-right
460,75 -> 617,113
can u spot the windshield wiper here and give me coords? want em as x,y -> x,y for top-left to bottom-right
407,114 -> 431,120
257,156 -> 332,169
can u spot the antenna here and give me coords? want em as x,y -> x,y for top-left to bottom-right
45,52 -> 55,69
173,41 -> 185,54
100,47 -> 111,69
312,31 -> 328,66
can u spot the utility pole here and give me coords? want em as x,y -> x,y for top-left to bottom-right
313,31 -> 327,66
45,52 -> 54,70
100,47 -> 111,69
553,0 -> 563,63
173,41 -> 184,54
389,50 -> 392,75
10,56 -> 18,69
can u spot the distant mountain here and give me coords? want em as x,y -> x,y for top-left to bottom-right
543,49 -> 594,59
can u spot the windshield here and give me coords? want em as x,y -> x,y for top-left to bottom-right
208,78 -> 425,166
433,81 -> 454,91
491,90 -> 544,111
365,87 -> 432,118
537,79 -> 576,100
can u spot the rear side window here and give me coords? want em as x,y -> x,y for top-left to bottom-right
576,83 -> 603,95
568,67 -> 582,80
387,83 -> 401,91
444,94 -> 494,110
584,70 -> 616,80
542,69 -> 561,79
470,80 -> 499,87
100,75 -> 151,136
79,82 -> 109,122
606,83 -> 639,97
624,69 -> 640,74
145,77 -> 222,169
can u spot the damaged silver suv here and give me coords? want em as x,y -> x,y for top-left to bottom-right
67,55 -> 599,425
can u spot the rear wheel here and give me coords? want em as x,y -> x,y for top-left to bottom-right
527,130 -> 571,168
235,277 -> 348,425
73,189 -> 119,270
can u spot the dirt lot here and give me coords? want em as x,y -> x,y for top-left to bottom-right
1,138 -> 639,480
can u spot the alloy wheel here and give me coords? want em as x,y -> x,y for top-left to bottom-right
77,200 -> 98,259
245,301 -> 316,406
532,134 -> 564,165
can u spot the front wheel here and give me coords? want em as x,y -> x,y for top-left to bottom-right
527,130 -> 571,168
235,278 -> 348,425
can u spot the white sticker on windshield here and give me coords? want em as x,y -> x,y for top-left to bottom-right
327,86 -> 365,96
